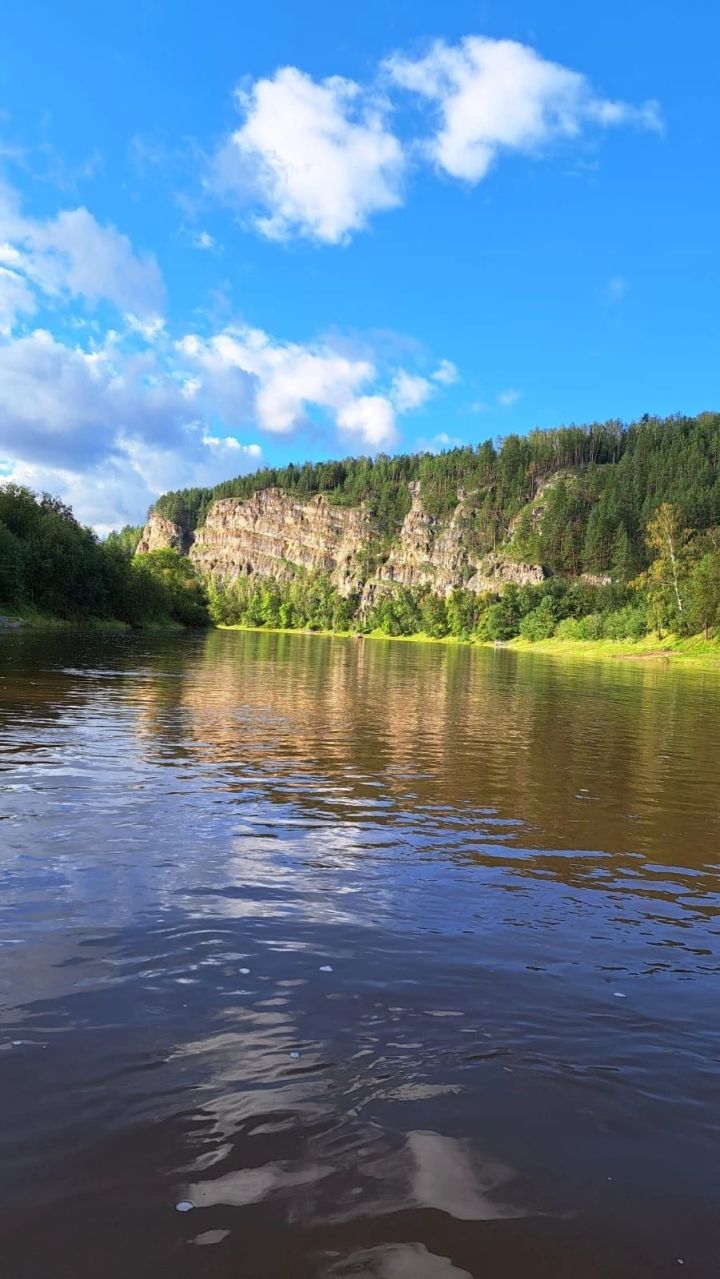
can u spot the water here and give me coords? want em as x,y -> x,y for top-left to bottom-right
1,629 -> 719,1278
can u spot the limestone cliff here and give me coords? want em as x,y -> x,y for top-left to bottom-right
138,482 -> 545,600
136,514 -> 191,555
189,489 -> 373,596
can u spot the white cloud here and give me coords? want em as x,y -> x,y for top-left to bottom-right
0,183 -> 165,325
431,358 -> 459,385
5,432 -> 264,535
0,328 -> 188,468
0,262 -> 36,333
386,35 -> 662,182
0,312 -> 446,524
180,326 -> 375,434
337,395 -> 397,448
497,387 -> 521,407
390,369 -> 433,411
0,327 -> 263,526
209,66 -> 405,244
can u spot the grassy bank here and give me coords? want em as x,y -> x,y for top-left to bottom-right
0,604 -> 191,633
506,633 -> 720,665
218,622 -> 720,665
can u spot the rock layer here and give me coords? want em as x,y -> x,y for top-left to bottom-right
190,489 -> 372,596
138,483 -> 545,599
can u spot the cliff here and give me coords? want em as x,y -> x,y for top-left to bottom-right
137,483 -> 545,601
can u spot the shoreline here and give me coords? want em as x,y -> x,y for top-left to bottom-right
0,609 -> 187,634
217,623 -> 720,667
7,613 -> 720,667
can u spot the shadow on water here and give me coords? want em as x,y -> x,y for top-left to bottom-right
0,628 -> 719,1276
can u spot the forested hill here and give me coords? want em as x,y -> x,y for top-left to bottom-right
151,413 -> 720,579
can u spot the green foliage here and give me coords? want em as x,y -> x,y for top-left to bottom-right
687,551 -> 720,638
519,596 -> 557,641
207,570 -> 359,634
105,524 -> 143,556
151,415 -> 720,597
476,590 -> 521,641
0,483 -> 209,627
132,550 -> 209,626
555,613 -> 605,640
601,604 -> 648,640
632,503 -> 693,635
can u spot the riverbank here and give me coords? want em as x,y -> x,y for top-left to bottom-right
218,623 -> 720,665
0,606 -> 189,633
8,613 -> 720,666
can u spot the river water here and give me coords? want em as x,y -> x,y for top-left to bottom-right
0,629 -> 719,1278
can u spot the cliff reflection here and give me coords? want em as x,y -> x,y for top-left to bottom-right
126,629 -> 720,873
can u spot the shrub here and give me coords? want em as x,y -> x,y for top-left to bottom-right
519,597 -> 557,641
602,604 -> 647,640
554,617 -> 584,640
476,602 -> 519,641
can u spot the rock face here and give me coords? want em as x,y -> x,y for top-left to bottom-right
137,483 -> 545,599
374,483 -> 470,595
136,514 -> 190,555
189,489 -> 373,597
366,483 -> 544,600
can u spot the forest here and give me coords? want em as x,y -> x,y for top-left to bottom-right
0,485 -> 208,627
152,412 -> 720,581
3,412 -> 720,642
205,496 -> 720,645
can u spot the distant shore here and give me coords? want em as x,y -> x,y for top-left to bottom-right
6,610 -> 720,666
217,623 -> 720,666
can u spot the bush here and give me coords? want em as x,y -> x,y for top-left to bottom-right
476,602 -> 519,641
574,612 -> 605,640
602,604 -> 647,640
519,597 -> 557,641
553,613 -> 604,640
554,617 -> 584,640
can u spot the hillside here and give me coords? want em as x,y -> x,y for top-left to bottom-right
149,413 -> 720,583
135,412 -> 720,644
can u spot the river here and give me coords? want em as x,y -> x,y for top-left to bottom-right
1,629 -> 718,1277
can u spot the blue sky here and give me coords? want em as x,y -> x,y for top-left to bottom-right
0,0 -> 717,529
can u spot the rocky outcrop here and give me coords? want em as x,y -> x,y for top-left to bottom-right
137,483 -> 546,600
189,488 -> 374,597
467,557 -> 546,595
374,482 -> 470,596
136,513 -> 191,555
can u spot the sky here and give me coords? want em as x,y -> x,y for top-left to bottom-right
0,0 -> 718,531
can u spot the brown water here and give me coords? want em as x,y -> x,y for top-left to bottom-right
0,629 -> 719,1278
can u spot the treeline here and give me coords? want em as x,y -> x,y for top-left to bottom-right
207,571 -> 646,641
151,414 -> 720,577
208,502 -> 720,644
0,485 -> 208,626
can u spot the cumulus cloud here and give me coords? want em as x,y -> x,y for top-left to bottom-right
390,369 -> 433,411
5,432 -> 263,535
0,328 -> 264,529
386,35 -> 662,182
0,184 -> 164,324
209,66 -> 405,243
0,170 -> 456,525
0,312 -> 447,523
179,324 -> 417,449
337,395 -> 397,448
180,327 -> 374,432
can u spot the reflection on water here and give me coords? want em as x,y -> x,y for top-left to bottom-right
0,629 -> 719,1277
